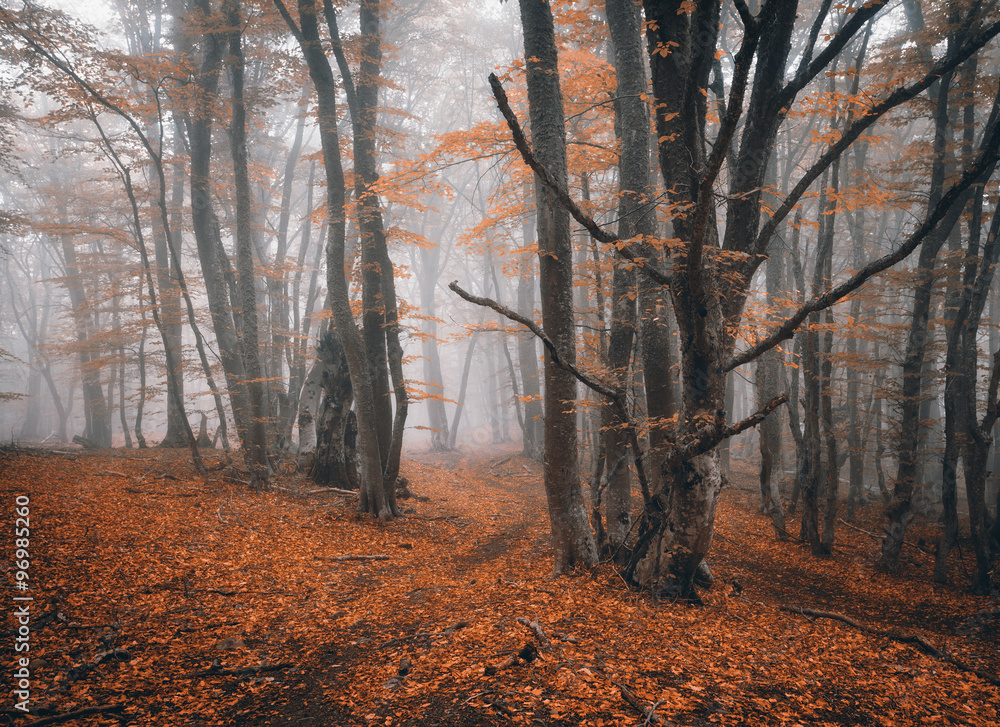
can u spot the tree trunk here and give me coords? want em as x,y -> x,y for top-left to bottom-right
226,0 -> 271,489
518,0 -> 597,572
419,242 -> 450,450
153,127 -> 187,447
309,330 -> 356,488
626,0 -> 798,596
517,233 -> 543,458
785,217 -> 807,514
57,230 -> 111,447
603,0 -> 658,551
187,0 -> 254,453
448,331 -> 478,449
276,0 -> 396,518
757,249 -> 786,538
884,65 -> 959,572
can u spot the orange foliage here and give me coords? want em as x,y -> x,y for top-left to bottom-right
2,448 -> 997,726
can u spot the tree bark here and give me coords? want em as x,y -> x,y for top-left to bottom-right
274,0 -> 396,518
517,0 -> 597,572
603,0 -> 658,551
517,210 -> 543,458
225,0 -> 271,489
309,330 -> 356,488
186,0 -> 254,454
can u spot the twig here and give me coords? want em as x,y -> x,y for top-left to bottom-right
9,704 -> 125,725
516,617 -> 551,648
837,517 -> 934,556
193,662 -> 293,678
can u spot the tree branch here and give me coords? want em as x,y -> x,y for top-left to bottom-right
487,73 -> 669,286
729,99 -> 1000,372
754,18 -> 1000,259
449,280 -> 655,506
780,0 -> 884,108
449,281 -> 616,398
673,394 -> 788,462
271,0 -> 304,42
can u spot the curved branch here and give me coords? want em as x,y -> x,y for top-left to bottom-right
754,18 -> 1000,258
487,73 -> 669,287
449,280 -> 654,506
449,281 -> 615,398
673,393 -> 788,462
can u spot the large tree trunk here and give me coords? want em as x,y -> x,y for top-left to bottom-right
602,0 -> 658,551
518,0 -> 597,572
626,0 -> 798,596
226,0 -> 271,488
187,0 -> 254,453
276,0 -> 396,518
309,330 -> 356,488
327,0 -> 407,496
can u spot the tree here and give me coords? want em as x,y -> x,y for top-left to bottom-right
272,0 -> 399,518
515,0 -> 597,572
486,0 -> 1000,596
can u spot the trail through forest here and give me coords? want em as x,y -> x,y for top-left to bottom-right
2,446 -> 998,726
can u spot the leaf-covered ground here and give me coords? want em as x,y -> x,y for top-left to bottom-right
2,445 -> 998,726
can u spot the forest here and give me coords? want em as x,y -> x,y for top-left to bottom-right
1,0 -> 1000,724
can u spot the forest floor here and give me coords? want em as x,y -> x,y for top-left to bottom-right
1,444 -> 998,727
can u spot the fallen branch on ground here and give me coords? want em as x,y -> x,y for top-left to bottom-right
516,617 -> 551,648
781,605 -> 1000,686
837,518 -> 934,556
193,662 -> 293,678
488,453 -> 517,473
484,643 -> 539,676
273,484 -> 359,496
10,704 -> 126,725
615,682 -> 666,725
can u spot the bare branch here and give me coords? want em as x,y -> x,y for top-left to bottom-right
449,281 -> 616,398
781,0 -> 883,108
449,280 -> 655,506
756,18 -> 1000,258
487,73 -> 669,286
729,104 -> 1000,372
673,394 -> 788,462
